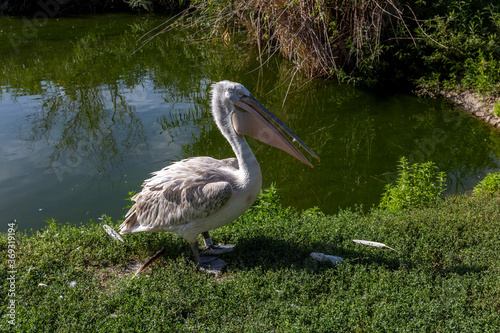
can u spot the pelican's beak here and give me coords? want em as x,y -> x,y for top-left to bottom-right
233,95 -> 320,168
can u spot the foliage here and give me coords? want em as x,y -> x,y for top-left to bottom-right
1,188 -> 500,331
126,0 -> 189,13
184,0 -> 500,93
380,157 -> 446,211
414,1 -> 500,96
494,101 -> 500,117
473,171 -> 500,197
248,183 -> 280,211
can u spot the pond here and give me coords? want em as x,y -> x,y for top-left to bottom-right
1,14 -> 500,232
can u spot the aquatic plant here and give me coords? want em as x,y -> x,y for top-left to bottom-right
473,171 -> 500,197
380,157 -> 447,211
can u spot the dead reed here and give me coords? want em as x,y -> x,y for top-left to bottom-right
191,0 -> 410,80
135,0 -> 417,85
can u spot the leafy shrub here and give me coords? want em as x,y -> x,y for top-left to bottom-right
494,101 -> 500,117
462,52 -> 500,95
415,1 -> 500,95
380,157 -> 446,211
473,171 -> 500,197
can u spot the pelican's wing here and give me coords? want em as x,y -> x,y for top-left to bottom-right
119,157 -> 236,234
220,157 -> 238,169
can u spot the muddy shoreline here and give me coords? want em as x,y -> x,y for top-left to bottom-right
440,90 -> 500,131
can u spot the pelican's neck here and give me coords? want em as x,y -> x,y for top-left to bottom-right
219,123 -> 259,180
212,95 -> 261,181
232,133 -> 260,176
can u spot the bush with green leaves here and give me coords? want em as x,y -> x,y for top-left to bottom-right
473,171 -> 500,197
413,1 -> 500,96
380,157 -> 446,211
494,101 -> 500,117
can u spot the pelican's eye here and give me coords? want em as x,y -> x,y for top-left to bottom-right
237,90 -> 244,98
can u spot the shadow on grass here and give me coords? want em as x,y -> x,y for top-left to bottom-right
216,235 -> 401,272
432,263 -> 489,277
137,234 -> 488,277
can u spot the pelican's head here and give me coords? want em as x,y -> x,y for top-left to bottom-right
211,80 -> 319,168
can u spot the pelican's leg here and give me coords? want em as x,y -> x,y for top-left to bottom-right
190,241 -> 201,264
202,231 -> 213,248
193,238 -> 227,273
200,231 -> 235,255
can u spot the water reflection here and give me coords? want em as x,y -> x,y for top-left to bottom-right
0,14 -> 499,232
24,84 -> 146,184
248,81 -> 500,211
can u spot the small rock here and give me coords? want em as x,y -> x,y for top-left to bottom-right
310,252 -> 344,265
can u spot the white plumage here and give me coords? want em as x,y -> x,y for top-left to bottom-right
119,81 -> 318,269
120,156 -> 259,243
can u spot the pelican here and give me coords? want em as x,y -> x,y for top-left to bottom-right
119,80 -> 319,272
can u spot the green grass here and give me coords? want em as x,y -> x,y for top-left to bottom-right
1,189 -> 500,332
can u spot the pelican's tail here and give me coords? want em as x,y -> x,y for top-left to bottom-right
119,207 -> 138,234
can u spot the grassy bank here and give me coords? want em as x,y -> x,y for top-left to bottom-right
2,186 -> 500,331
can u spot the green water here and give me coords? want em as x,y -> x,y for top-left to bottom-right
1,14 -> 500,232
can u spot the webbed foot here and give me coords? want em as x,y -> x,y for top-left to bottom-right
198,256 -> 227,274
